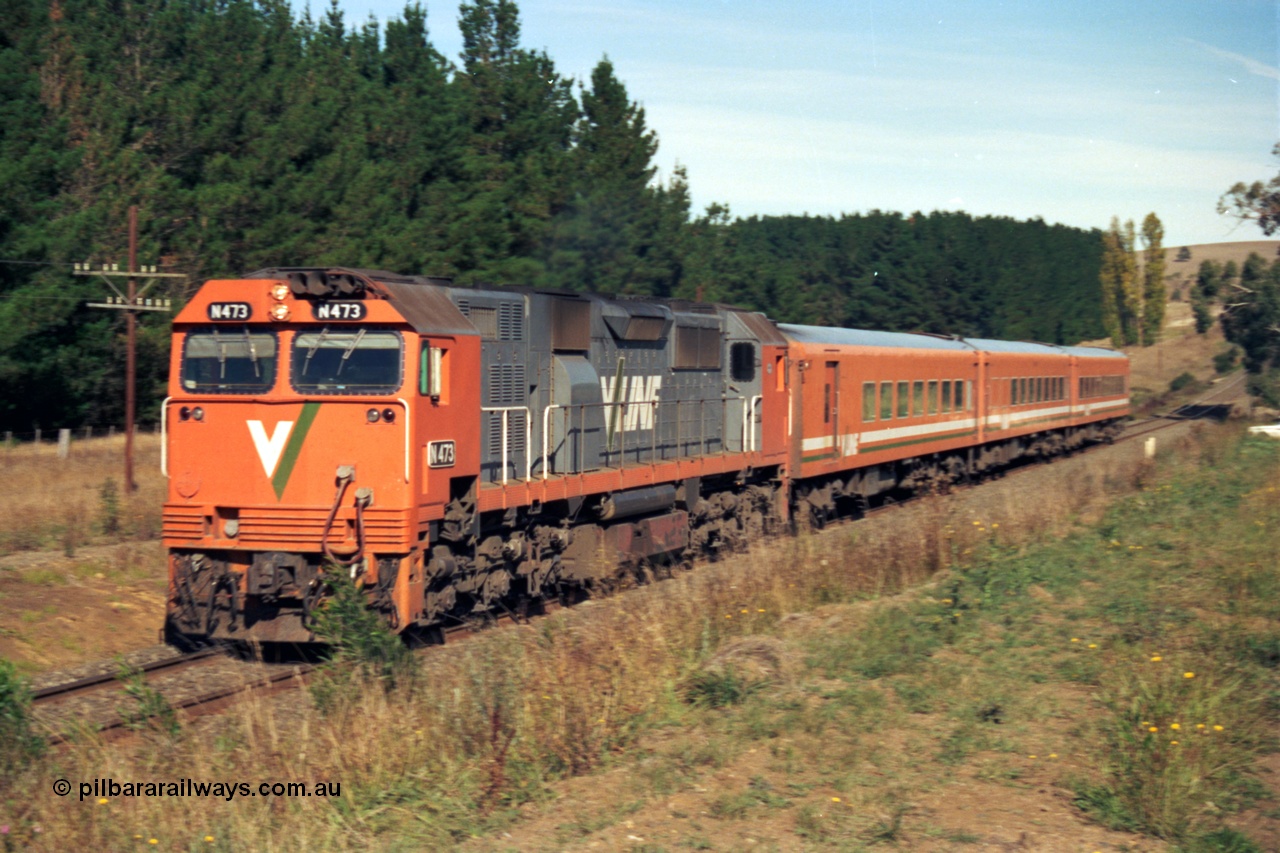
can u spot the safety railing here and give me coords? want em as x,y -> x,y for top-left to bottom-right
535,396 -> 760,481
481,406 -> 533,484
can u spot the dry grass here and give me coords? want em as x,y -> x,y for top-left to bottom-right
0,435 -> 165,556
0,428 -> 1189,851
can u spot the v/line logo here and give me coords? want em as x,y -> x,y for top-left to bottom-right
600,374 -> 662,432
246,402 -> 322,499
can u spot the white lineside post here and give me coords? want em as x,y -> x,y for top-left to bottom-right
1144,437 -> 1156,459
57,428 -> 71,460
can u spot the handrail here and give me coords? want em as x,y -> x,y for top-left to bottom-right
744,394 -> 762,452
540,395 -> 757,480
395,398 -> 411,482
160,396 -> 172,477
481,405 -> 532,484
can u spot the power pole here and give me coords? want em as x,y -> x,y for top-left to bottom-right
75,205 -> 183,492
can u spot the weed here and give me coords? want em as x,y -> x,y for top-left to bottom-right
309,567 -> 414,695
684,666 -> 761,708
115,660 -> 180,737
98,477 -> 120,535
1178,827 -> 1263,853
0,658 -> 45,782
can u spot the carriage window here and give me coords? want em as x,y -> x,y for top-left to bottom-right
181,327 -> 277,394
897,381 -> 909,418
912,381 -> 924,417
941,380 -> 952,413
862,382 -> 877,422
291,328 -> 403,395
927,380 -> 938,415
1011,378 -> 1020,406
880,381 -> 894,420
957,380 -> 967,411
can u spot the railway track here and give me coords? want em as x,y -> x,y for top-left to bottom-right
28,405 -> 1216,742
32,646 -> 313,745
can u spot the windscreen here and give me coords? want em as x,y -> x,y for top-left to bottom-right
181,327 -> 277,393
290,327 -> 403,395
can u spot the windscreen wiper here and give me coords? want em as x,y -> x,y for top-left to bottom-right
301,325 -> 330,376
336,328 -> 367,376
242,326 -> 260,378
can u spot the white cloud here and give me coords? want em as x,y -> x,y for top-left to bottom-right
1183,38 -> 1280,81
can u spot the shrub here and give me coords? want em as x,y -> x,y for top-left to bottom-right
309,568 -> 414,708
1213,348 -> 1240,375
116,660 -> 180,737
1170,372 -> 1197,393
0,659 -> 45,781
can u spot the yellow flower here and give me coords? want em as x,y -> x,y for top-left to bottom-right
1142,721 -> 1151,726
757,608 -> 765,612
1028,754 -> 1037,759
1184,672 -> 1195,679
1170,740 -> 1179,745
991,523 -> 999,529
1150,655 -> 1162,662
1148,726 -> 1159,733
149,841 -> 159,846
740,609 -> 748,614
1213,725 -> 1224,732
205,838 -> 215,843
97,798 -> 108,804
1170,723 -> 1181,730
831,797 -> 841,802
1196,724 -> 1206,730
1048,753 -> 1058,758
1088,643 -> 1098,649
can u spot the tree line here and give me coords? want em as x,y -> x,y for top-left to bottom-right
1,0 -> 1110,433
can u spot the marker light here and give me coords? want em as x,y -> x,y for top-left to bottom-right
269,303 -> 291,322
270,282 -> 290,302
366,408 -> 381,423
179,406 -> 191,421
382,408 -> 396,423
192,407 -> 205,422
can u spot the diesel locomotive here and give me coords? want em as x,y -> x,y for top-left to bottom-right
161,267 -> 1128,645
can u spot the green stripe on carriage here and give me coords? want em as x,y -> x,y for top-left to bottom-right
860,429 -> 978,453
271,401 -> 321,500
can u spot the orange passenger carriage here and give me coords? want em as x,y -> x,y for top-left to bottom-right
162,267 -> 1128,647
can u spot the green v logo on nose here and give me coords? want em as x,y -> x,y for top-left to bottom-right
247,402 -> 321,500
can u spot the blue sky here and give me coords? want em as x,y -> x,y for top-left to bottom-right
336,0 -> 1280,247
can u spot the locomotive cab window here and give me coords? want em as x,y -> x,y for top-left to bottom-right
181,326 -> 277,393
291,327 -> 403,395
730,342 -> 756,382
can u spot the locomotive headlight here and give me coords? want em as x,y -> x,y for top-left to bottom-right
269,303 -> 291,322
270,282 -> 290,302
192,407 -> 205,422
179,406 -> 191,421
382,408 -> 396,423
366,408 -> 381,423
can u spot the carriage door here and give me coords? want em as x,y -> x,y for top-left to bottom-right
824,361 -> 839,454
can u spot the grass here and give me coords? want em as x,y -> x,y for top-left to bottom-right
0,434 -> 165,556
0,423 -> 1276,850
